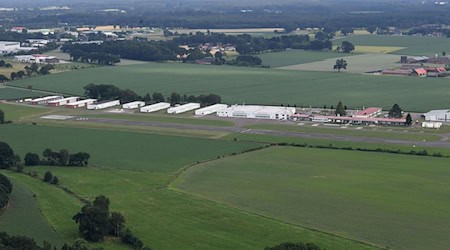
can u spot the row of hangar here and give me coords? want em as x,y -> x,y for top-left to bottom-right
28,95 -> 296,118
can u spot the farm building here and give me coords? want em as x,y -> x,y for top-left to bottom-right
87,100 -> 120,110
66,99 -> 97,108
14,54 -> 59,64
424,109 -> 450,122
140,102 -> 170,113
352,107 -> 382,118
122,101 -> 145,109
194,104 -> 228,116
422,122 -> 442,129
167,103 -> 201,114
47,97 -> 79,106
30,96 -> 63,105
217,105 -> 296,120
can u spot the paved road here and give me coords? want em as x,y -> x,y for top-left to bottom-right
74,117 -> 450,149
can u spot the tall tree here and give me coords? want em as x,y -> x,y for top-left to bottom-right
0,142 -> 15,169
406,113 -> 413,126
44,171 -> 53,183
0,109 -> 4,124
335,101 -> 346,116
340,41 -> 355,53
333,58 -> 347,72
73,195 -> 111,242
388,103 -> 403,118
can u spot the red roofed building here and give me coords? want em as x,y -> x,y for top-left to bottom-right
413,68 -> 427,77
353,107 -> 382,118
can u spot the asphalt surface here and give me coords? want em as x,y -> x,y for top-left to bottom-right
74,117 -> 450,149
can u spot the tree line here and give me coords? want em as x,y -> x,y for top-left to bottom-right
0,174 -> 12,209
24,148 -> 91,167
84,83 -> 222,106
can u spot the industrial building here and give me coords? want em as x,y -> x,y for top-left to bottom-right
66,99 -> 97,108
422,122 -> 442,129
216,105 -> 296,120
122,101 -> 145,109
30,96 -> 63,105
0,41 -> 34,54
194,104 -> 228,116
424,109 -> 450,122
167,103 -> 201,114
47,97 -> 79,106
293,114 -> 407,126
87,100 -> 120,110
140,102 -> 170,113
14,54 -> 59,64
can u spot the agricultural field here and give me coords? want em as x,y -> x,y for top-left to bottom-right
0,179 -> 65,247
0,124 -> 260,171
279,53 -> 400,73
0,87 -> 43,100
258,50 -> 342,67
0,60 -> 29,78
0,103 -> 51,122
172,146 -> 450,250
8,62 -> 450,112
333,35 -> 450,56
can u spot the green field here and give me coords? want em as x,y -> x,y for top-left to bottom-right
0,124 -> 260,171
8,62 -> 450,112
334,35 -> 450,56
0,103 -> 51,122
0,178 -> 65,247
20,166 -> 375,250
258,50 -> 342,67
172,146 -> 450,250
0,87 -> 42,100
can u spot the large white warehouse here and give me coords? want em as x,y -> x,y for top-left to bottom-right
424,109 -> 450,122
87,100 -> 120,110
47,97 -> 79,107
167,103 -> 200,114
217,105 -> 296,120
122,101 -> 145,109
66,99 -> 97,108
195,104 -> 228,116
140,102 -> 170,113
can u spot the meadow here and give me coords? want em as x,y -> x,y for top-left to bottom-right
333,35 -> 450,56
0,124 -> 260,171
8,62 -> 450,112
0,103 -> 50,122
0,179 -> 65,247
0,87 -> 42,100
172,146 -> 450,250
258,50 -> 342,67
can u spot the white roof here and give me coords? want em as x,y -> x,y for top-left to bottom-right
67,99 -> 97,105
31,95 -> 62,102
123,101 -> 145,105
424,109 -> 450,115
47,97 -> 79,103
221,105 -> 296,114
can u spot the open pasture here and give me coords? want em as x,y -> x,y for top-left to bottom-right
0,178 -> 65,247
0,103 -> 51,122
258,49 -> 342,67
173,146 -> 450,250
333,35 -> 450,56
0,87 -> 42,100
0,124 -> 260,172
279,53 -> 400,73
8,62 -> 450,112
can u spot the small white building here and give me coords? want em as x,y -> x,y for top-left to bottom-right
422,122 -> 442,129
424,109 -> 450,122
15,54 -> 59,64
122,101 -> 145,109
66,99 -> 97,108
0,41 -> 20,54
195,104 -> 228,116
87,100 -> 120,110
167,103 -> 200,114
217,105 -> 296,120
140,102 -> 170,113
30,96 -> 63,105
47,97 -> 79,106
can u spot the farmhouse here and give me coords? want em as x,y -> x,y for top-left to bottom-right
87,100 -> 120,110
47,97 -> 79,106
140,102 -> 170,113
424,109 -> 450,122
30,96 -> 63,105
122,101 -> 146,109
352,107 -> 382,118
217,105 -> 296,120
66,99 -> 97,108
167,103 -> 201,114
195,104 -> 228,116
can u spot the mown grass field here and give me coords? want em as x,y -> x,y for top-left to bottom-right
333,35 -> 450,56
258,50 -> 342,67
0,87 -> 42,100
172,146 -> 450,250
0,124 -> 260,171
20,166 -> 375,250
0,178 -> 65,247
0,103 -> 51,122
8,62 -> 450,112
